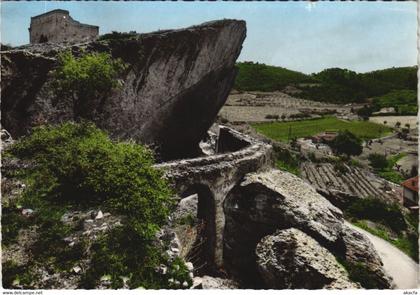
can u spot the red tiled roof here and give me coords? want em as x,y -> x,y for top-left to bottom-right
401,176 -> 419,193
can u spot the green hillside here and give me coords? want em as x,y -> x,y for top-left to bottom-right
363,66 -> 417,91
234,62 -> 417,105
234,61 -> 315,91
298,66 -> 417,103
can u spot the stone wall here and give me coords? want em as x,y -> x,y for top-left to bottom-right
29,9 -> 98,44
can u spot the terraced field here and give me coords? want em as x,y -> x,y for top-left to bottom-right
219,91 -> 356,123
301,162 -> 401,203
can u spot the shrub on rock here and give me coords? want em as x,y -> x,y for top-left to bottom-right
4,122 -> 191,289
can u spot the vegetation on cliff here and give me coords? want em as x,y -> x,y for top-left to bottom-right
2,123 -> 191,289
53,51 -> 127,119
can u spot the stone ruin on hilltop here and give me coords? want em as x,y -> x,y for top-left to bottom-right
29,9 -> 99,44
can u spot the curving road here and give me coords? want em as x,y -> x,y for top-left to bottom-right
347,222 -> 419,289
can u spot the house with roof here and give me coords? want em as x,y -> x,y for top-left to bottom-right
401,175 -> 419,210
310,130 -> 338,144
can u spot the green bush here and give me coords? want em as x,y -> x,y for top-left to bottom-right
98,31 -> 138,41
356,106 -> 374,120
368,153 -> 388,170
368,153 -> 406,184
378,170 -> 404,184
9,122 -> 172,236
81,227 -> 191,289
345,198 -> 406,232
273,146 -> 300,175
4,122 -> 190,289
330,130 -> 363,157
333,161 -> 349,174
53,51 -> 126,118
265,114 -> 279,120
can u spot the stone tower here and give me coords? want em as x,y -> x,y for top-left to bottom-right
28,9 -> 99,44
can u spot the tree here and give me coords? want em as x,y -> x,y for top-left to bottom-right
356,106 -> 373,120
368,153 -> 388,170
395,121 -> 401,129
402,127 -> 410,136
330,130 -> 363,157
383,120 -> 387,125
405,123 -> 411,129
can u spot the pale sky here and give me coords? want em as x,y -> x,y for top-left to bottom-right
1,1 -> 417,74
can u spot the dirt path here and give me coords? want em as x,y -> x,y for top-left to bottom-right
346,222 -> 419,289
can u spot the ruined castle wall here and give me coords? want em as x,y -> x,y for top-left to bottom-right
29,10 -> 98,44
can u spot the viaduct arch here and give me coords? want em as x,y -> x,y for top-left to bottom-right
155,126 -> 273,268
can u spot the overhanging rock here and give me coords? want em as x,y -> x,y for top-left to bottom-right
1,20 -> 246,160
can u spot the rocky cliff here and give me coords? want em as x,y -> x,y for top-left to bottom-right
1,20 -> 246,160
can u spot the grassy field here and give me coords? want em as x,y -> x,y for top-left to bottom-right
252,116 -> 392,142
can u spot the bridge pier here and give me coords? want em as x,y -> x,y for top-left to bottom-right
214,193 -> 227,268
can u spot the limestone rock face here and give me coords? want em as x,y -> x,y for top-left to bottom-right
224,169 -> 344,285
256,228 -> 359,289
236,169 -> 345,244
223,169 -> 392,288
1,20 -> 246,160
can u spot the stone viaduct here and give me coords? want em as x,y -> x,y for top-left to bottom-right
155,126 -> 273,269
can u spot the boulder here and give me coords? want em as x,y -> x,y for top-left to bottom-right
223,169 -> 391,288
340,223 -> 393,288
256,228 -> 359,289
1,20 -> 246,160
172,194 -> 198,222
1,128 -> 13,150
224,169 -> 344,284
226,169 -> 344,245
191,275 -> 239,289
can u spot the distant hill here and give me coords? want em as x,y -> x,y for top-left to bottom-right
234,61 -> 315,91
234,62 -> 417,105
299,66 -> 417,103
